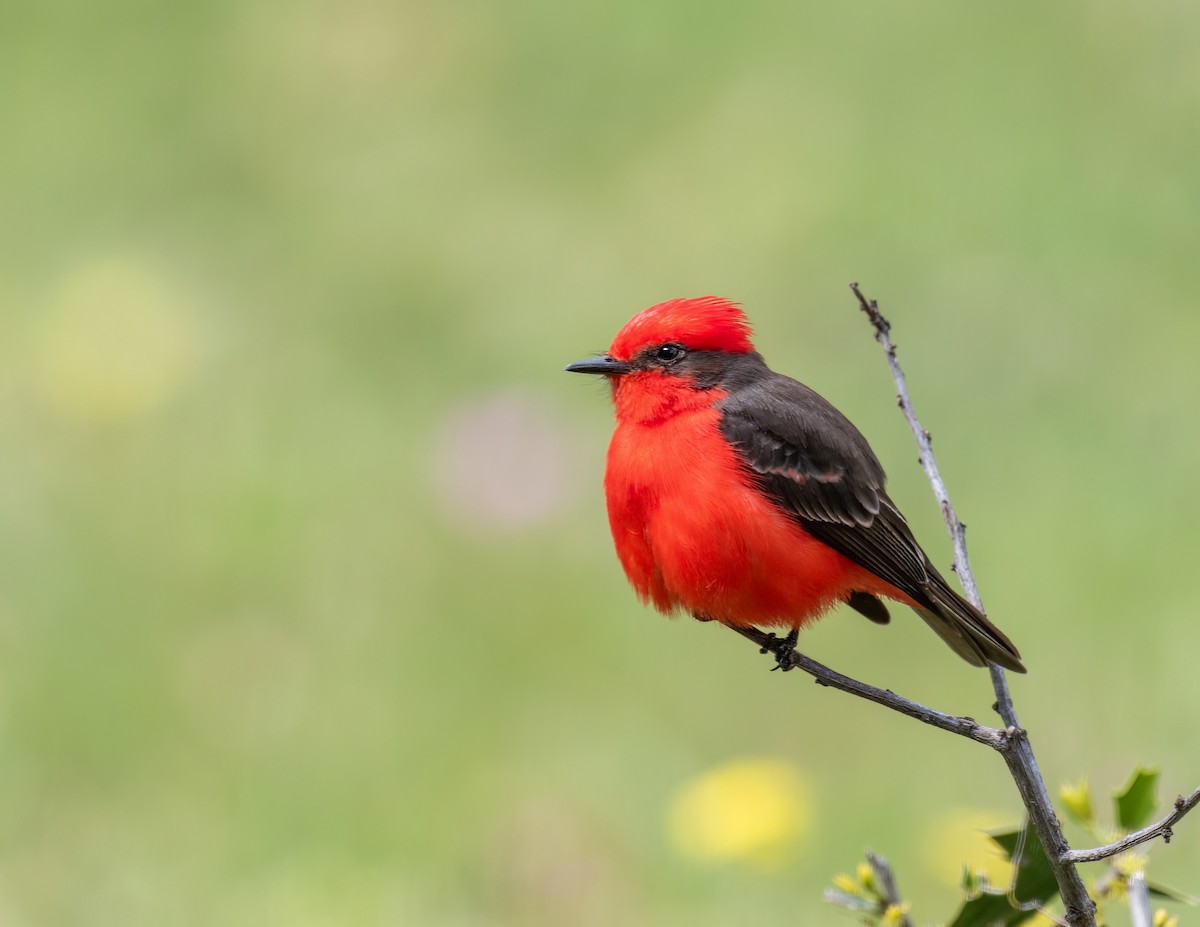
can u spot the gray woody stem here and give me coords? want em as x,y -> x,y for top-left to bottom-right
867,851 -> 913,927
1063,785 -> 1200,863
731,625 -> 1006,749
849,283 -> 1097,927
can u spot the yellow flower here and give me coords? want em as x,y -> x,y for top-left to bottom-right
1153,908 -> 1178,927
668,758 -> 811,870
1114,851 -> 1149,876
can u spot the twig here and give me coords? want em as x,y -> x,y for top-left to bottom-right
849,284 -> 980,602
731,625 -> 1006,749
1128,872 -> 1152,927
1063,786 -> 1200,863
850,283 -> 1098,927
867,851 -> 913,927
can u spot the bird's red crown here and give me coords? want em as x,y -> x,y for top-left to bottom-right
608,297 -> 755,360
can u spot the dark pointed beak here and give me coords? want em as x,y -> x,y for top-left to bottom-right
564,355 -> 632,376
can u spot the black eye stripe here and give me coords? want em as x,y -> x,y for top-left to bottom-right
654,343 -> 683,363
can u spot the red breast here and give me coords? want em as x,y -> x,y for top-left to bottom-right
601,306 -> 898,628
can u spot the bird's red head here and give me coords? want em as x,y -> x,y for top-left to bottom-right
565,297 -> 758,423
608,297 -> 755,361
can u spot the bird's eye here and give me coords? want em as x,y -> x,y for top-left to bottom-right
655,343 -> 683,363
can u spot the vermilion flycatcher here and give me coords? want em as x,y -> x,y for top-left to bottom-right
566,297 -> 1024,672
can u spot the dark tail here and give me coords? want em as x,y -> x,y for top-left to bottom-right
913,570 -> 1025,673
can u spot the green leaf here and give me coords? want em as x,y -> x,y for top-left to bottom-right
1059,779 -> 1094,828
948,891 -> 1043,927
1115,767 -> 1160,832
947,824 -> 1059,927
989,826 -> 1059,903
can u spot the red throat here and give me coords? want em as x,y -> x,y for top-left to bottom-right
609,369 -> 714,427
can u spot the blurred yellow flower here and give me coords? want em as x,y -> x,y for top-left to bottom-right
1154,908 -> 1179,927
923,808 -> 1015,888
36,257 -> 195,424
1114,850 -> 1150,876
668,758 -> 811,870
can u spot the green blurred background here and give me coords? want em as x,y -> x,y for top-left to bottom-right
1,1 -> 1198,924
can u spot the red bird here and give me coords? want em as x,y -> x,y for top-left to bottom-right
566,297 -> 1024,672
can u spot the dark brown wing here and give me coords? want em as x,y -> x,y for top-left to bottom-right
718,371 -> 1024,672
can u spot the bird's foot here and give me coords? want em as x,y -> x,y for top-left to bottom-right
759,628 -> 799,671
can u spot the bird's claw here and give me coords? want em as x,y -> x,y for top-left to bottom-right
760,629 -> 799,672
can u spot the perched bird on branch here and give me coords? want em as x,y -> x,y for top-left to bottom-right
566,297 -> 1024,672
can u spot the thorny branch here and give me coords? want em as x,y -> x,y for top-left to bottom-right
850,282 -> 1097,927
1063,785 -> 1200,864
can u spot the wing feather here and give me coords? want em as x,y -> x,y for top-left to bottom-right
717,372 -> 1024,672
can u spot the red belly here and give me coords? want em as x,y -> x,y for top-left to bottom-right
605,404 -> 900,629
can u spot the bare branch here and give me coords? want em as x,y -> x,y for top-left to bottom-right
850,283 -> 1098,927
851,282 -> 979,601
867,851 -> 913,927
730,625 -> 1006,749
1063,786 -> 1200,864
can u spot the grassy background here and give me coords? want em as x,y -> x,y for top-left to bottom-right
1,1 -> 1199,923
